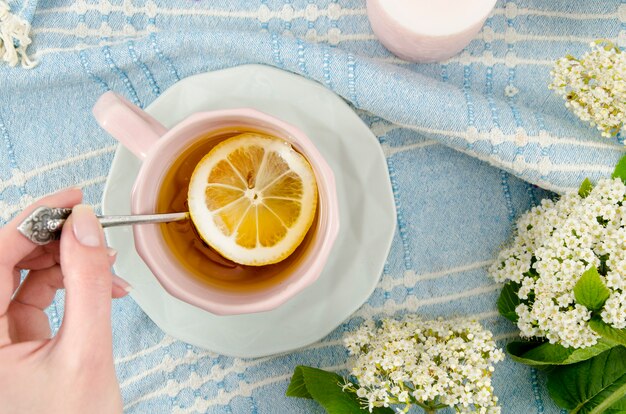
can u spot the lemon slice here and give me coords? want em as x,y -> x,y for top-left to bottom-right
187,133 -> 318,266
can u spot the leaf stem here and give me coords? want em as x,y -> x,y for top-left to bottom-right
584,374 -> 626,414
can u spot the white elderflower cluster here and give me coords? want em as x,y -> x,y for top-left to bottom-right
549,41 -> 626,138
490,178 -> 626,348
343,316 -> 504,414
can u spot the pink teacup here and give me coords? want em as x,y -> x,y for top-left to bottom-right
93,92 -> 339,315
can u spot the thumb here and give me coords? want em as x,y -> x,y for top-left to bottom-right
56,205 -> 113,354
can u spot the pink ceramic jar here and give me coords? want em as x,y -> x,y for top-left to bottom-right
367,0 -> 498,63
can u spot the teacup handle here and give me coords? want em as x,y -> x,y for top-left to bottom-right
92,91 -> 168,160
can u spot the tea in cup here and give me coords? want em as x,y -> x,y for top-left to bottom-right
93,92 -> 339,315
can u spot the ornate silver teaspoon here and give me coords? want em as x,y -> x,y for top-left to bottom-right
17,206 -> 189,245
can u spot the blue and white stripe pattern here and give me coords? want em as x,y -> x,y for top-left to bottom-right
1,1 -> 624,412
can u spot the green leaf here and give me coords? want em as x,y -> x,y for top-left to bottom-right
589,317 -> 626,346
497,282 -> 521,323
286,366 -> 394,414
574,266 -> 610,311
612,154 -> 626,184
579,178 -> 594,198
507,339 -> 617,367
286,366 -> 313,399
548,346 -> 626,414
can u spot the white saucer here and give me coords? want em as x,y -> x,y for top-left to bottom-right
102,64 -> 396,358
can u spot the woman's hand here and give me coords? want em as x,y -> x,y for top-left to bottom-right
0,188 -> 130,414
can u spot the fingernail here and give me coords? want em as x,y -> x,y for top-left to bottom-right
112,275 -> 132,293
72,204 -> 102,247
107,247 -> 117,257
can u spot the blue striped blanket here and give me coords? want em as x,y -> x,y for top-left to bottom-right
2,1 -> 623,412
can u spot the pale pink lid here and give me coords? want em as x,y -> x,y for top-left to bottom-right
367,0 -> 497,63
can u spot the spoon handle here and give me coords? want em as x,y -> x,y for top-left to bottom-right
17,206 -> 189,245
99,212 -> 190,227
